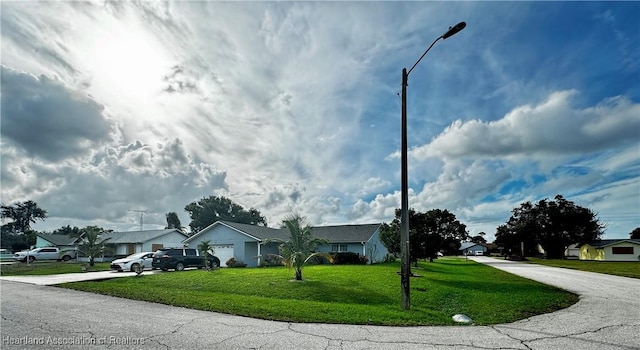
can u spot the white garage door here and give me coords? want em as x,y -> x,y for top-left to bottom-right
211,245 -> 234,267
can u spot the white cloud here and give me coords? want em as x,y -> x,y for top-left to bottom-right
409,90 -> 640,161
1,1 -> 638,240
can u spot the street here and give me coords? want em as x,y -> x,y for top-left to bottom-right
1,258 -> 639,349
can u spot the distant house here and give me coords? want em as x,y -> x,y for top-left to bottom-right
459,242 -> 487,256
35,234 -> 81,251
564,243 -> 580,259
579,239 -> 640,262
101,229 -> 189,257
183,221 -> 388,267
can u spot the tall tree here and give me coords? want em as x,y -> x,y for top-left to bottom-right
380,208 -> 468,263
497,195 -> 604,259
631,227 -> 640,239
495,201 -> 539,257
267,214 -> 329,281
165,212 -> 184,232
470,232 -> 487,244
51,225 -> 83,236
1,200 -> 47,234
379,223 -> 400,256
0,225 -> 36,251
184,196 -> 267,234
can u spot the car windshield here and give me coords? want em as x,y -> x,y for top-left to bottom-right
126,252 -> 149,259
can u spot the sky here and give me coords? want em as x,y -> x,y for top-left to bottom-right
1,1 -> 638,241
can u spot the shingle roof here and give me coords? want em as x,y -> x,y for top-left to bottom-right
220,221 -> 287,241
459,242 -> 481,250
37,234 -> 78,246
102,229 -> 187,244
186,221 -> 381,243
587,239 -> 640,248
309,224 -> 382,243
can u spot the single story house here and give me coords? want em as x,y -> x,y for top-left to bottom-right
579,239 -> 640,262
564,243 -> 580,259
459,242 -> 487,256
101,229 -> 189,257
182,221 -> 388,267
35,234 -> 81,250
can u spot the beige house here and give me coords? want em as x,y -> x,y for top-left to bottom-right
102,229 -> 189,257
579,239 -> 640,262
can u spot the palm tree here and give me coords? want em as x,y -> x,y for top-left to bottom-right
74,226 -> 111,267
197,240 -> 214,269
268,214 -> 330,281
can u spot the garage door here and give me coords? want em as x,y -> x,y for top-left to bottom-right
211,245 -> 234,267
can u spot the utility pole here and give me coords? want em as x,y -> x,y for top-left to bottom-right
129,210 -> 147,231
399,21 -> 466,310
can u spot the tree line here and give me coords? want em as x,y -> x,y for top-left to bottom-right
2,195 -> 637,259
376,195 -> 634,261
0,196 -> 267,251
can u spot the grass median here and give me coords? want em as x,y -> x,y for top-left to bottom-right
60,258 -> 577,326
527,258 -> 640,279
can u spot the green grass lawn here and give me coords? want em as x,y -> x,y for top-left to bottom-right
0,261 -> 110,276
60,258 -> 577,326
527,258 -> 640,279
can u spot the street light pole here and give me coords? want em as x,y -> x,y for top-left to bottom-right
400,21 -> 466,310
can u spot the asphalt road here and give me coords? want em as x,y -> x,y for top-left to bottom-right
1,257 -> 639,350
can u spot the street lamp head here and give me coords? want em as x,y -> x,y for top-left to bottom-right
442,21 -> 466,39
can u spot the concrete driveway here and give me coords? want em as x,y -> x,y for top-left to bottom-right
1,258 -> 639,350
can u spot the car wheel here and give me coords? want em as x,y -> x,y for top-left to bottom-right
130,263 -> 140,272
62,255 -> 71,262
209,259 -> 219,268
27,256 -> 36,263
175,262 -> 185,271
161,268 -> 168,271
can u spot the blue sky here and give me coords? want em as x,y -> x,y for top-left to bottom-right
1,1 -> 638,241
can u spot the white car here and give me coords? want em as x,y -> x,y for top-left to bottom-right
110,252 -> 154,272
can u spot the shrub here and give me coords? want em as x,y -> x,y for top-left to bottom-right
307,254 -> 330,265
226,257 -> 247,268
329,252 -> 365,265
506,255 -> 528,261
259,254 -> 283,267
382,254 -> 396,263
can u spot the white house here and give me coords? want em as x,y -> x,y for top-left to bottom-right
564,243 -> 580,259
459,242 -> 487,256
579,239 -> 640,262
183,221 -> 389,267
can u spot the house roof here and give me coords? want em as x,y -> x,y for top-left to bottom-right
184,221 -> 382,244
102,229 -> 188,244
459,242 -> 485,250
585,239 -> 640,248
37,234 -> 79,246
310,224 -> 382,243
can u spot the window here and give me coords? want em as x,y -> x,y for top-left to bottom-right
332,244 -> 347,252
612,247 -> 634,254
185,249 -> 197,256
41,248 -> 57,253
167,249 -> 183,256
